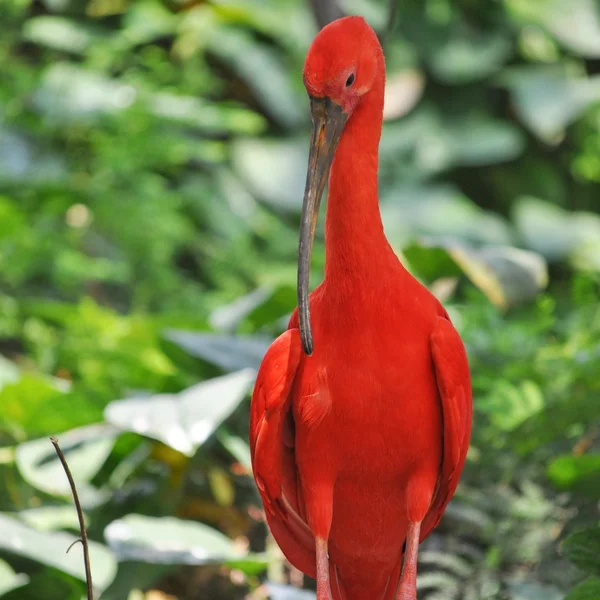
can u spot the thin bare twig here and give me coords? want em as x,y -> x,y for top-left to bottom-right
50,437 -> 94,600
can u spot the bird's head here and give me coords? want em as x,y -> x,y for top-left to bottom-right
303,16 -> 381,115
297,16 -> 383,355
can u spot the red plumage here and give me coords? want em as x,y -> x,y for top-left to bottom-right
250,16 -> 472,600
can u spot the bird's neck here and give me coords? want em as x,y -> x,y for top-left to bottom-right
324,73 -> 391,285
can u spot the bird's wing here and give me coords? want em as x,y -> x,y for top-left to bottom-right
421,315 -> 472,540
249,328 -> 317,578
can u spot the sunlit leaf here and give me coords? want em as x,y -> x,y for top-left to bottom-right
217,429 -> 252,472
16,424 -> 117,497
0,374 -> 102,437
22,16 -> 106,53
104,514 -> 243,564
105,370 -> 255,456
224,554 -> 268,576
0,559 -> 28,597
232,137 -> 306,212
0,514 -> 117,590
17,506 -> 82,532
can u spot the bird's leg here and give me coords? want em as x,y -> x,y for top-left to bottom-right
395,520 -> 421,600
315,537 -> 334,600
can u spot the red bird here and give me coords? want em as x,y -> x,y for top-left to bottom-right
250,16 -> 472,600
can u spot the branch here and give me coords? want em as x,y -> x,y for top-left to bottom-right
307,0 -> 344,30
50,437 -> 94,600
306,0 -> 399,49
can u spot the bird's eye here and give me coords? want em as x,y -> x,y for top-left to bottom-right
345,73 -> 355,87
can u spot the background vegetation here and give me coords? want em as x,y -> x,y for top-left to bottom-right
1,0 -> 599,598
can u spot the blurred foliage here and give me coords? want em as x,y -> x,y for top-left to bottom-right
0,0 -> 599,599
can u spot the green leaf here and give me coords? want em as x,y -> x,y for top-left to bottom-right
428,31 -> 512,84
224,554 -> 268,576
547,455 -> 600,496
0,374 -> 103,437
120,0 -> 177,46
0,514 -> 117,590
217,429 -> 252,472
0,356 -> 19,392
0,559 -> 28,598
501,67 -> 600,142
401,240 -> 547,309
481,380 -> 545,432
34,64 -> 264,134
163,330 -> 271,372
232,137 -> 306,212
17,506 -> 82,532
507,0 -> 600,58
104,514 -> 244,564
565,577 -> 600,600
209,284 -> 295,331
208,28 -> 304,129
104,370 -> 255,456
381,185 -> 513,247
16,424 -> 117,497
22,16 -> 106,54
512,393 -> 600,455
514,197 -> 600,271
562,527 -> 600,575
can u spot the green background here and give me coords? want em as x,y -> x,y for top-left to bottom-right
1,0 -> 600,598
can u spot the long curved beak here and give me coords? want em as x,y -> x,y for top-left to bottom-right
298,96 -> 348,355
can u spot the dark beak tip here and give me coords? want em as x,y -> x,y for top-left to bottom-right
300,329 -> 313,356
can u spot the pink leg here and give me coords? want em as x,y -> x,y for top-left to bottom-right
395,521 -> 421,600
316,537 -> 333,600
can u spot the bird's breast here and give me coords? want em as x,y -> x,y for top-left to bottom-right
292,326 -> 442,480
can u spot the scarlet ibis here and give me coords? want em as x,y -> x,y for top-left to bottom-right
250,16 -> 472,600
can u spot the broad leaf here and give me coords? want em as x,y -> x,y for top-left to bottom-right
104,514 -> 243,564
16,424 -> 117,497
163,330 -> 271,372
501,67 -> 600,142
507,0 -> 600,58
548,455 -> 600,497
0,514 -> 117,591
105,370 -> 255,456
514,197 -> 600,271
402,241 -> 547,308
565,577 -> 600,600
563,528 -> 600,575
0,559 -> 28,598
232,138 -> 306,212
